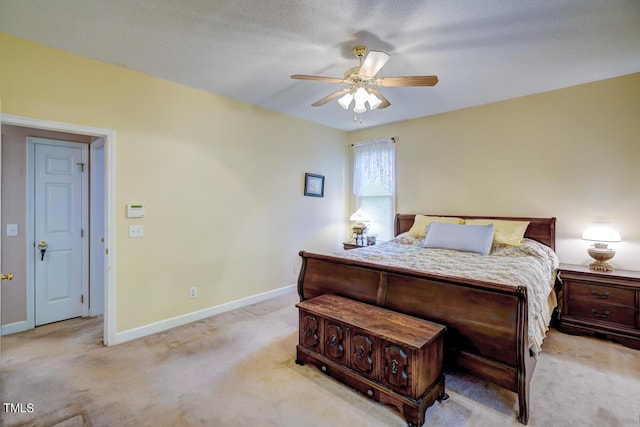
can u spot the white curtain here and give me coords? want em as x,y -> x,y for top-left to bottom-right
353,138 -> 395,197
353,138 -> 396,241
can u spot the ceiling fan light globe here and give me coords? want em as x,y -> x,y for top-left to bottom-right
353,100 -> 367,114
367,93 -> 382,110
338,92 -> 354,109
354,87 -> 368,102
353,87 -> 369,113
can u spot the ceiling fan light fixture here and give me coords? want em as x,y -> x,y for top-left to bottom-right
353,102 -> 367,114
367,92 -> 382,110
338,92 -> 354,109
353,87 -> 368,113
292,45 -> 438,117
354,87 -> 368,101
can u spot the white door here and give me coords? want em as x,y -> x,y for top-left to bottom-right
32,138 -> 87,326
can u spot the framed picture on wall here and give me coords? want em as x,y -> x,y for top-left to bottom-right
304,173 -> 324,197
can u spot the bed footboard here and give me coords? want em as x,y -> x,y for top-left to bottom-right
297,250 -> 535,424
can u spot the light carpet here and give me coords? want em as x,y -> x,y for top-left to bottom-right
1,291 -> 639,426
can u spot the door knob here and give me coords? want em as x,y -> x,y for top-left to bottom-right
1,273 -> 13,281
38,241 -> 48,261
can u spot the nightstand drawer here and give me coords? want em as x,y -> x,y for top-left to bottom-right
565,281 -> 635,308
557,264 -> 640,349
566,299 -> 636,328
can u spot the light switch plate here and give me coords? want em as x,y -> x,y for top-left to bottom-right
6,224 -> 18,237
129,225 -> 144,238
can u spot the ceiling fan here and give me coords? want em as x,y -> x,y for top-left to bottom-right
291,45 -> 438,113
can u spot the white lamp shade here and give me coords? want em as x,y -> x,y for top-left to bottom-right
349,209 -> 370,223
367,92 -> 382,110
582,223 -> 621,242
353,88 -> 368,113
338,92 -> 354,109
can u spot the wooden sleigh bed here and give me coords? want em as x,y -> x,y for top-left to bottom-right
297,214 -> 557,424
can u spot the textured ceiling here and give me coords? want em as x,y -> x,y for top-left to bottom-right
1,0 -> 639,131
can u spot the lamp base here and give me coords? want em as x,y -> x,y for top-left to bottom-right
352,225 -> 364,235
588,260 -> 614,272
587,245 -> 616,272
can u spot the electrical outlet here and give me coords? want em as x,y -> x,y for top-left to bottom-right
189,287 -> 197,298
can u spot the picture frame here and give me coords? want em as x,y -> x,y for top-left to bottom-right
304,173 -> 324,197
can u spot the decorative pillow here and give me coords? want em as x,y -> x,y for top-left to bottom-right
407,215 -> 465,238
422,222 -> 494,255
390,232 -> 423,246
464,219 -> 530,246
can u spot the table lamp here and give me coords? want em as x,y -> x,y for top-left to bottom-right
581,221 -> 621,272
349,209 -> 370,245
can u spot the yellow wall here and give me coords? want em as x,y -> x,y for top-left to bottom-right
3,31 -> 639,336
0,33 -> 348,332
349,73 -> 640,270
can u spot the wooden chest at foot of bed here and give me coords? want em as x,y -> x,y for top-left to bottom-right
295,294 -> 448,427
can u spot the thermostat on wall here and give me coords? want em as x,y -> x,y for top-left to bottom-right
127,203 -> 145,218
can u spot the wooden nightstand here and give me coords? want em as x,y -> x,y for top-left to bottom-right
557,263 -> 640,349
343,242 -> 364,250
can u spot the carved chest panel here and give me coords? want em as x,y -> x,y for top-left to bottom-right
296,294 -> 447,426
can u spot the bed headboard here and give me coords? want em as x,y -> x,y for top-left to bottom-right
395,214 -> 556,250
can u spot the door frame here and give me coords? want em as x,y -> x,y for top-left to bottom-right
1,113 -> 116,346
89,137 -> 105,317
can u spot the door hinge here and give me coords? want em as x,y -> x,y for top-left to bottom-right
81,229 -> 84,238
81,294 -> 84,304
77,162 -> 85,172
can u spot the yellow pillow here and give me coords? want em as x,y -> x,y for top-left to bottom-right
464,219 -> 530,246
407,215 -> 465,238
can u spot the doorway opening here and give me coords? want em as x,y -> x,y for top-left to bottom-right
1,114 -> 115,345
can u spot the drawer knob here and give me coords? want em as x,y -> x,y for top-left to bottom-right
591,308 -> 610,318
590,289 -> 610,299
367,389 -> 374,397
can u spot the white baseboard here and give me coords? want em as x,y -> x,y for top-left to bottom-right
1,320 -> 31,336
110,284 -> 296,346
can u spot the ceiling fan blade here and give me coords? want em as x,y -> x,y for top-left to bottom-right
378,76 -> 439,87
367,87 -> 391,109
358,50 -> 390,77
311,88 -> 351,106
290,74 -> 345,83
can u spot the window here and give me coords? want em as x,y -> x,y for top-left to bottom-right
353,138 -> 396,241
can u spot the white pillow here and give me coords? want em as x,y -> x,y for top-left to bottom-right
422,222 -> 495,255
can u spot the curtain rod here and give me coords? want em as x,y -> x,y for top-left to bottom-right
350,137 -> 396,148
